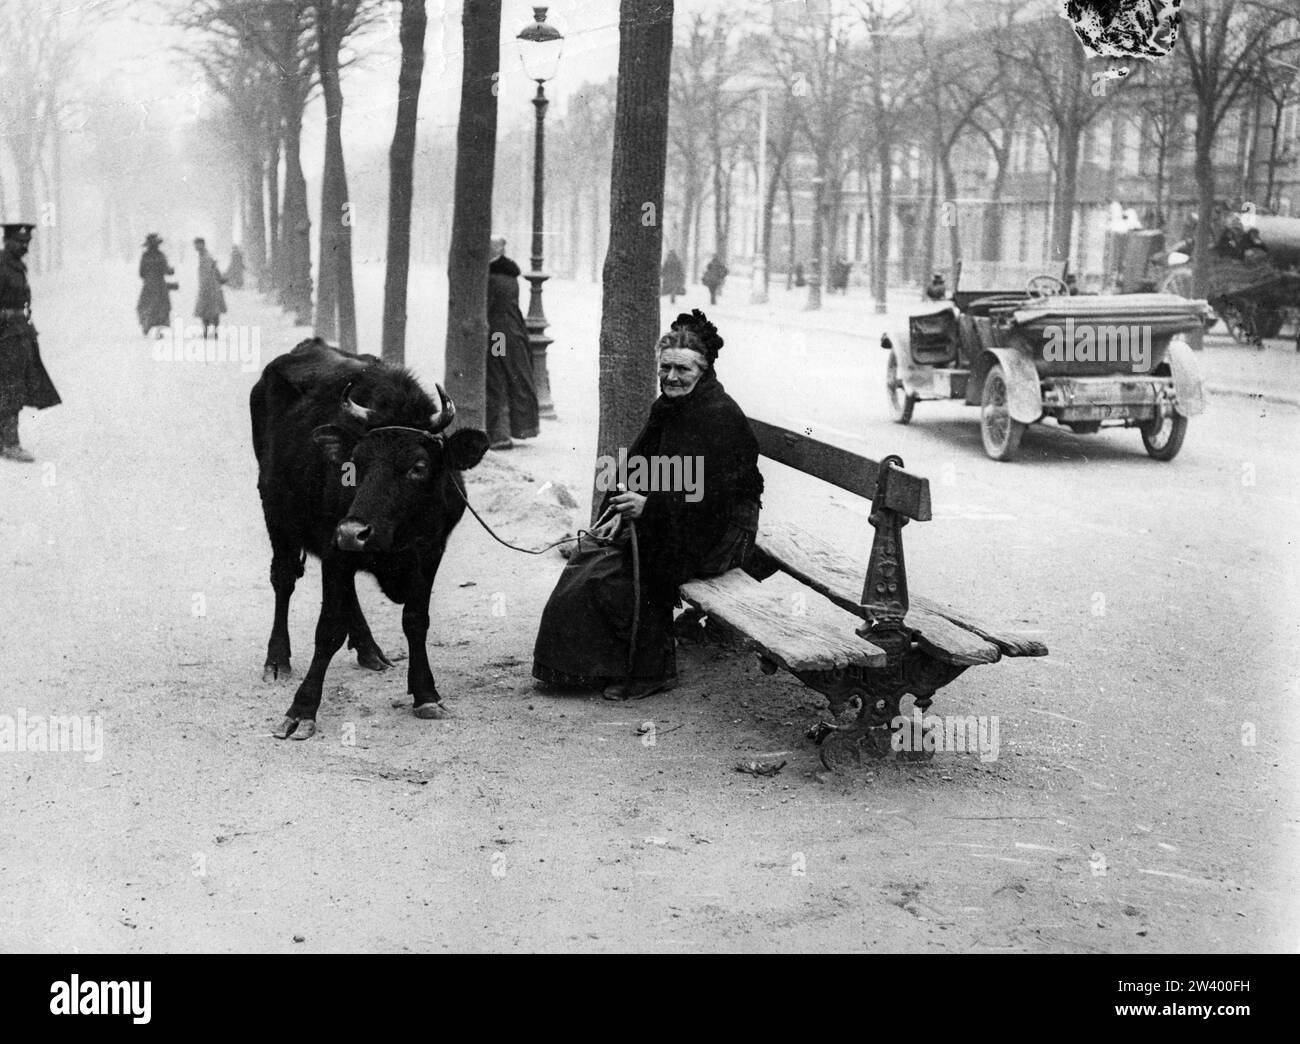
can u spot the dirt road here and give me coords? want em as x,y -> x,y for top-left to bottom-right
2,263 -> 1296,952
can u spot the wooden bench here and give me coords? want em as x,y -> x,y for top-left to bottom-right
679,419 -> 1047,767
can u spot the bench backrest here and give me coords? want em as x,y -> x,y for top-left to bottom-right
748,418 -> 932,522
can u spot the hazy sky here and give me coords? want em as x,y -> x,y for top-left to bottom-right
73,0 -> 737,158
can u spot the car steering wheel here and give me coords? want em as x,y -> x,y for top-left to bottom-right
1025,274 -> 1069,299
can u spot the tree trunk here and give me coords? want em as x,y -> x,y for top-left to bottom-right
920,144 -> 939,292
874,139 -> 893,313
1052,125 -> 1081,268
783,171 -> 796,289
277,18 -> 313,327
760,146 -> 784,294
1193,109 -> 1216,299
593,0 -> 673,523
314,3 -> 357,352
712,129 -> 726,263
942,154 -> 960,274
246,156 -> 268,291
381,0 -> 427,364
442,0 -> 500,430
266,128 -> 281,296
806,168 -> 824,311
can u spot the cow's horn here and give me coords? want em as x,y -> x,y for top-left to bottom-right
341,385 -> 374,424
429,384 -> 456,433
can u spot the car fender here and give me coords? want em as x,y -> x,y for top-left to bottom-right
888,335 -> 924,396
1165,336 -> 1205,417
971,348 -> 1042,423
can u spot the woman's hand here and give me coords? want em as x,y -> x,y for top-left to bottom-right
610,490 -> 647,519
591,513 -> 622,541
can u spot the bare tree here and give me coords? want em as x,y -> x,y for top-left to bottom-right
594,0 -> 674,522
768,2 -> 858,310
381,0 -> 427,364
1125,59 -> 1190,229
849,0 -> 924,312
1181,0 -> 1297,295
442,0 -> 500,430
998,8 -> 1119,268
310,0 -> 378,353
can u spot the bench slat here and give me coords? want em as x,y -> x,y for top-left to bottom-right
756,519 -> 1045,660
680,571 -> 887,673
750,418 -> 932,521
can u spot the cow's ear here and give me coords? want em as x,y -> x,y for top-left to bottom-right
311,424 -> 352,464
444,429 -> 489,470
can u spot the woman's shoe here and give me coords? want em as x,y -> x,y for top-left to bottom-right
489,438 -> 514,451
602,674 -> 679,701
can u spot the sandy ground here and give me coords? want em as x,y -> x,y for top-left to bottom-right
1,261 -> 1297,953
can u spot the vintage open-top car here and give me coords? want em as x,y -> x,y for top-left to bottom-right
883,263 -> 1212,461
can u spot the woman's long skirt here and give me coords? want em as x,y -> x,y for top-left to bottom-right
532,532 -> 675,687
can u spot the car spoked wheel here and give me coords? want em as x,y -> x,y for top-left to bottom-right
885,353 -> 915,424
1140,410 -> 1188,461
979,364 -> 1024,461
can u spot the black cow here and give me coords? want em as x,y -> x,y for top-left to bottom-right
249,338 -> 489,739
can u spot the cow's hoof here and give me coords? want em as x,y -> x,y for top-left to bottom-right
412,702 -> 450,720
263,662 -> 294,682
356,648 -> 394,672
272,716 -> 316,740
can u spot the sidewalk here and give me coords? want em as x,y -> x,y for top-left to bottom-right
701,280 -> 1300,407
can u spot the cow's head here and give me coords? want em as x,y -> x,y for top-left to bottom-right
312,382 -> 489,553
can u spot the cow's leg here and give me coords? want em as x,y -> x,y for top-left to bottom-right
403,561 -> 448,719
343,576 -> 394,672
273,562 -> 350,740
263,542 -> 303,682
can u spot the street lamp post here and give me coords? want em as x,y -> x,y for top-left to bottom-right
517,6 -> 564,420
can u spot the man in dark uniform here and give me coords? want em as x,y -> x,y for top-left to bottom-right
0,222 -> 61,462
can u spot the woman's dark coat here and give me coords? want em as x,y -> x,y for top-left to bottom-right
194,250 -> 226,323
611,368 -> 764,601
486,255 -> 539,441
137,246 -> 174,332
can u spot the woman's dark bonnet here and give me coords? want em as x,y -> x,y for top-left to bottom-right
656,309 -> 724,365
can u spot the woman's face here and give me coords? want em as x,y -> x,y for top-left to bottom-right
658,347 -> 707,398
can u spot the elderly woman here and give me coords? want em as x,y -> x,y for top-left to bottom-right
532,310 -> 763,700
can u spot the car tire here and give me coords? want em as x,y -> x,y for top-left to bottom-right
1140,412 -> 1188,461
886,353 -> 916,424
980,364 -> 1024,461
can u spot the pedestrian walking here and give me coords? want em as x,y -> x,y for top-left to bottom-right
193,237 -> 226,338
485,237 -> 540,452
702,256 -> 729,305
831,256 -> 851,293
226,244 -> 245,290
137,233 -> 175,335
0,222 -> 62,463
660,250 -> 686,304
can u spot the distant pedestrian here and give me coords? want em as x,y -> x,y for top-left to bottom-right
702,255 -> 729,305
831,256 -> 851,294
0,222 -> 61,463
137,233 -> 175,335
193,237 -> 226,338
661,250 -> 686,304
793,262 -> 806,288
226,244 -> 245,290
485,236 -> 539,452
925,273 -> 947,300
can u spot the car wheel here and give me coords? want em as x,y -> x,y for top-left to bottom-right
1140,411 -> 1188,461
885,353 -> 916,424
980,364 -> 1024,461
